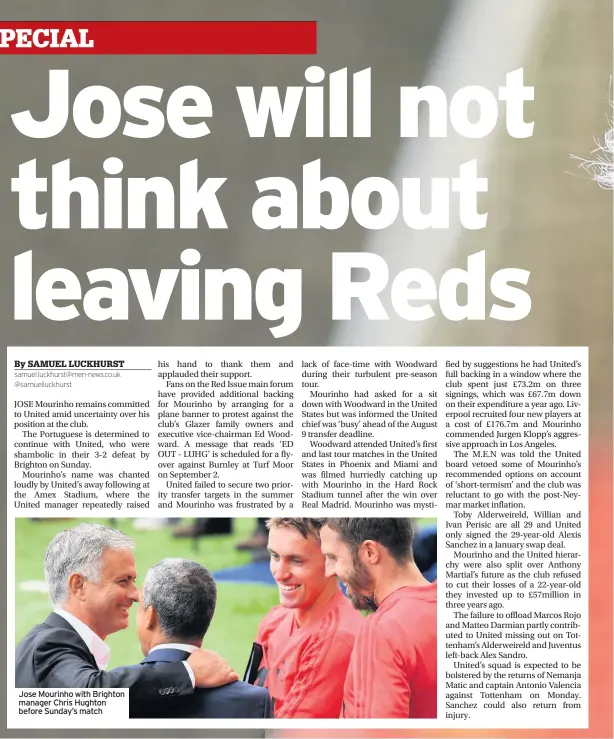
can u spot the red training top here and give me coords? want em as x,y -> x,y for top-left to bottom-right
342,582 -> 437,718
255,588 -> 362,718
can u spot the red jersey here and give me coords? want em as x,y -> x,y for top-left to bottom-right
254,588 -> 362,718
342,582 -> 437,718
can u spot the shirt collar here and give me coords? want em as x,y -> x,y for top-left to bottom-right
149,643 -> 198,655
54,607 -> 111,670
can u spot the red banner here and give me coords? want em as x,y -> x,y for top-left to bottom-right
0,21 -> 317,55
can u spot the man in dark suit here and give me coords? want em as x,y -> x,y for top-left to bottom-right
16,523 -> 237,700
130,558 -> 272,718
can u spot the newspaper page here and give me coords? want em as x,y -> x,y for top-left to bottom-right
3,3 -> 613,739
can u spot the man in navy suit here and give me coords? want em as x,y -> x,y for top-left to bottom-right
130,558 -> 273,719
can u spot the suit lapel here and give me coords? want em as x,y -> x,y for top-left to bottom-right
44,611 -> 76,630
44,612 -> 97,667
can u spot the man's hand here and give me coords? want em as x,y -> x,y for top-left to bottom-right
187,649 -> 239,688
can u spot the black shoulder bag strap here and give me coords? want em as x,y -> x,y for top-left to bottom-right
244,642 -> 269,687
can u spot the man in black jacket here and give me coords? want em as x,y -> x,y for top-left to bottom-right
130,558 -> 272,718
15,523 -> 237,700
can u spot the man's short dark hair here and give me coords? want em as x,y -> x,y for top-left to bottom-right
142,559 -> 217,641
266,518 -> 326,539
324,519 -> 415,565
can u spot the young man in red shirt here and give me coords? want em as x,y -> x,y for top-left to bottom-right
320,518 -> 437,719
249,518 -> 362,718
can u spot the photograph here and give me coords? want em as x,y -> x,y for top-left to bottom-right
3,0 -> 613,736
14,516 -> 437,719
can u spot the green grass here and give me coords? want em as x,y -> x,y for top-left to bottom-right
15,518 -> 279,674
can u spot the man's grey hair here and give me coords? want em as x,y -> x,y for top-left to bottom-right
142,559 -> 217,642
44,523 -> 135,605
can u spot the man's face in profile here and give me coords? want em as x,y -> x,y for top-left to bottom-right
268,525 -> 330,611
82,548 -> 138,639
320,525 -> 374,610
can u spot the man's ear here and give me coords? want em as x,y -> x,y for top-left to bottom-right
144,604 -> 157,631
361,540 -> 381,565
67,573 -> 87,601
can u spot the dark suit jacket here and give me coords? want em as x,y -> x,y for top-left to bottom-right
130,648 -> 273,719
15,613 -> 193,701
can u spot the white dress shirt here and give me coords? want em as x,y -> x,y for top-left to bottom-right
149,643 -> 198,655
